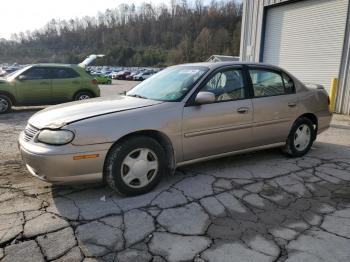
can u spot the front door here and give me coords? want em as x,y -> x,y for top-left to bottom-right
15,67 -> 52,105
248,67 -> 298,146
182,67 -> 253,161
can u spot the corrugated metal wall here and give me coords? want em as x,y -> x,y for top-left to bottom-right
240,0 -> 350,114
336,1 -> 350,114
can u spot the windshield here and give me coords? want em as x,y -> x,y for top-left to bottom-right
126,66 -> 208,101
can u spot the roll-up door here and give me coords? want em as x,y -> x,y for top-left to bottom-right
263,0 -> 348,91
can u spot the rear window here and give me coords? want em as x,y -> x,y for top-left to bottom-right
52,68 -> 80,79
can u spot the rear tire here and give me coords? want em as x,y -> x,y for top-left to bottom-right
74,91 -> 93,101
104,136 -> 166,196
0,94 -> 12,114
283,117 -> 316,157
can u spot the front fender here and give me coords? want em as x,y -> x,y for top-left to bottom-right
66,102 -> 184,162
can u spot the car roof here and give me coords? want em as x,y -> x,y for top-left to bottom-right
178,61 -> 286,71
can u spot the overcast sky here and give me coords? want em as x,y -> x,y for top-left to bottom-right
0,0 -> 171,39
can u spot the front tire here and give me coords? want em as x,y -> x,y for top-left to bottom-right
74,91 -> 93,101
283,117 -> 316,157
0,94 -> 12,114
104,136 -> 166,196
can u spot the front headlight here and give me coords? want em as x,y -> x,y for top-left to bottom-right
37,129 -> 74,145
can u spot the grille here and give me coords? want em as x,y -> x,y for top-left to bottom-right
23,125 -> 39,142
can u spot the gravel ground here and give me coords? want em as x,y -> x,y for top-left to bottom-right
0,81 -> 350,262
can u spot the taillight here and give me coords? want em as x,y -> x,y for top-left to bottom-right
91,79 -> 98,85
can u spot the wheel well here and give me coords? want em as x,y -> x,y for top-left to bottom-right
299,113 -> 318,127
103,130 -> 176,176
0,91 -> 16,105
73,89 -> 95,100
298,113 -> 318,140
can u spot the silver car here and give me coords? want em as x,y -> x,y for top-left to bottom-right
18,62 -> 332,195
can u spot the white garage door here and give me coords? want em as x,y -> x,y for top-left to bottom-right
263,0 -> 348,91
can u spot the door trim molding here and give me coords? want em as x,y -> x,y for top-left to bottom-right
184,122 -> 253,138
253,118 -> 290,128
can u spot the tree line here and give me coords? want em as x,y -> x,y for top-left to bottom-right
0,0 -> 242,66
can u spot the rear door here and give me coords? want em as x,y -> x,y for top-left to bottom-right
248,66 -> 298,146
182,66 -> 253,161
51,67 -> 81,102
15,67 -> 52,105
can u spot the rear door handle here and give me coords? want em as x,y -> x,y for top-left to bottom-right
39,81 -> 49,85
237,107 -> 249,114
288,102 -> 297,107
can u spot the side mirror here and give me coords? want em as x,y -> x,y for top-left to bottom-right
195,92 -> 215,105
18,75 -> 27,81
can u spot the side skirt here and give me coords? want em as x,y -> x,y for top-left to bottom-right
176,142 -> 285,167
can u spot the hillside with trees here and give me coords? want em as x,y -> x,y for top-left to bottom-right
0,0 -> 242,66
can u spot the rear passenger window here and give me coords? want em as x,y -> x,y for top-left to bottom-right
52,68 -> 79,79
249,69 -> 285,97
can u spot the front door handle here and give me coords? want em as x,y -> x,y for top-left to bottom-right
39,81 -> 49,85
288,102 -> 297,107
237,107 -> 249,114
72,80 -> 80,84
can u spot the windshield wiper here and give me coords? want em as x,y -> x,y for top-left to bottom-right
127,94 -> 148,99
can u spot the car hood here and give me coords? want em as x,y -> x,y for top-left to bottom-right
28,95 -> 163,129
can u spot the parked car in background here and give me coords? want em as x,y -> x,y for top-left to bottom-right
126,71 -> 140,80
95,74 -> 112,85
111,71 -> 122,79
5,67 -> 20,75
18,62 -> 331,196
0,67 -> 8,77
116,71 -> 131,80
0,64 -> 100,113
133,71 -> 153,81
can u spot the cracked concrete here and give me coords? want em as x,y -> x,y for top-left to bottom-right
1,106 -> 350,261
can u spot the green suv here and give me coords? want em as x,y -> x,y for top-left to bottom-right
94,74 -> 112,85
0,64 -> 100,114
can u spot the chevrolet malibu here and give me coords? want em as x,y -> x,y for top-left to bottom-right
19,62 -> 332,195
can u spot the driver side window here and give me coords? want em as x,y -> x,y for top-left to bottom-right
201,69 -> 245,102
20,67 -> 51,80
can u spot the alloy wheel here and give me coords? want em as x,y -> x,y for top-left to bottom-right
0,98 -> 9,113
78,94 -> 91,100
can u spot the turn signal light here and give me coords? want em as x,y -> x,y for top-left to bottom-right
73,154 -> 99,160
91,79 -> 98,85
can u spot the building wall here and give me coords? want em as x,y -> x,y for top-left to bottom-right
240,0 -> 350,114
240,0 -> 289,62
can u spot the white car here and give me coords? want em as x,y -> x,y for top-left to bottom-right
134,71 -> 153,81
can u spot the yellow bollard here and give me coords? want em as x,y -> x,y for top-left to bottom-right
329,78 -> 338,112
